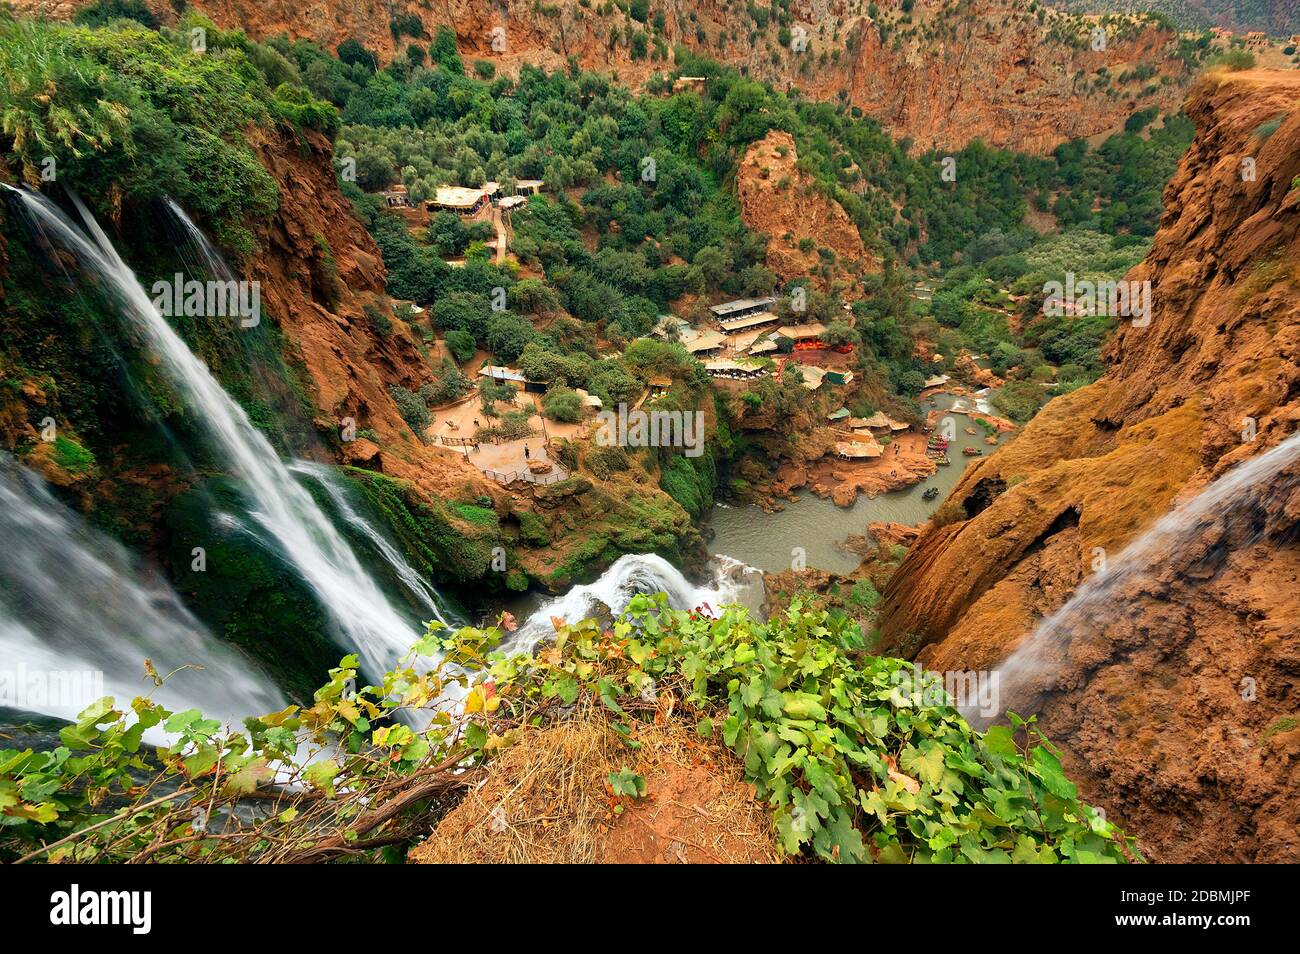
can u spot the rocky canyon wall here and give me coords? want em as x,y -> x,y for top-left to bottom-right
878,69 -> 1300,862
9,0 -> 1192,155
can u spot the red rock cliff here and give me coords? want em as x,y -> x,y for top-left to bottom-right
11,0 -> 1190,156
878,70 -> 1300,862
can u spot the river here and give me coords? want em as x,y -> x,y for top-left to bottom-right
705,391 -> 1006,573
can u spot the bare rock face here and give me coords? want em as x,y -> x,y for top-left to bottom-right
878,70 -> 1300,862
10,0 -> 1191,156
738,131 -> 876,291
239,125 -> 494,502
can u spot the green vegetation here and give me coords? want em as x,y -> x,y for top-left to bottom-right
541,385 -> 584,423
0,598 -> 1138,864
50,435 -> 97,475
659,453 -> 717,517
1204,48 -> 1256,71
345,468 -> 501,584
299,35 -> 1193,446
0,15 -> 336,255
388,385 -> 431,434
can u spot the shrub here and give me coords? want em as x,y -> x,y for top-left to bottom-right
363,302 -> 393,338
497,409 -> 535,440
586,444 -> 631,479
51,436 -> 97,475
518,510 -> 551,546
389,385 -> 430,434
1205,48 -> 1254,72
420,360 -> 472,406
445,328 -> 476,363
849,578 -> 881,610
73,0 -> 157,28
337,38 -> 378,71
542,386 -> 584,423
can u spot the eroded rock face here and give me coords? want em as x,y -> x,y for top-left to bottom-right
737,130 -> 876,291
10,0 -> 1190,155
878,70 -> 1300,862
240,126 -> 493,503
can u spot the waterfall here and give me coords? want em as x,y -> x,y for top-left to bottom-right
5,186 -> 426,682
160,198 -> 462,630
992,430 -> 1300,715
288,460 -> 460,627
502,553 -> 765,655
0,458 -> 283,733
163,197 -> 238,283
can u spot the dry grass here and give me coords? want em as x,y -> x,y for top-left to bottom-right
410,698 -> 783,864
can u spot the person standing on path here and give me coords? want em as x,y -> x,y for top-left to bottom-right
524,444 -> 530,461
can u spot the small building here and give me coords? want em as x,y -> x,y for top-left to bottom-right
749,334 -> 779,356
717,310 -> 779,334
381,184 -> 412,208
704,359 -> 769,380
497,195 -> 528,211
428,186 -> 487,216
834,440 -> 882,460
651,314 -> 693,340
710,297 -> 777,324
923,373 -> 951,389
788,365 -> 826,391
827,407 -> 851,422
478,365 -> 546,394
684,330 -> 726,358
574,388 -> 603,410
857,411 -> 908,432
481,181 -> 501,199
776,322 -> 827,343
647,376 -> 672,398
673,76 -> 707,92
514,179 -> 545,196
825,369 -> 855,386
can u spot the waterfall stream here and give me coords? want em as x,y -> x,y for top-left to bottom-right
288,460 -> 459,627
992,429 -> 1300,715
5,186 -> 431,682
0,458 -> 283,732
501,553 -> 765,655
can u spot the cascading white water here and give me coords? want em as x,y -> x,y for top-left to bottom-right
0,458 -> 284,733
993,429 -> 1300,714
163,197 -> 238,283
502,553 -> 765,655
288,460 -> 458,627
5,185 -> 425,681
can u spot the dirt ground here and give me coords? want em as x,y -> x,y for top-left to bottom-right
409,707 -> 782,865
427,385 -> 590,477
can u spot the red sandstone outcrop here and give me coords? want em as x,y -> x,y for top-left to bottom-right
878,70 -> 1300,862
738,131 -> 876,291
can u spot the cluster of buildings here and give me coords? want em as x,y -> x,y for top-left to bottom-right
650,297 -> 859,392
380,180 -> 544,219
827,409 -> 911,460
